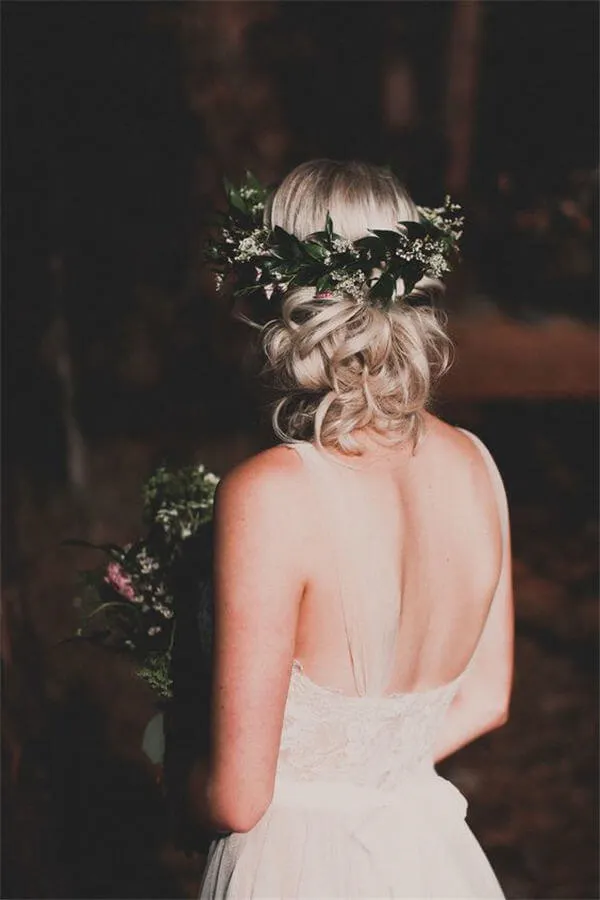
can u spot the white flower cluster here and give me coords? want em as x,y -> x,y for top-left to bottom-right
136,547 -> 160,575
424,252 -> 450,280
330,269 -> 367,300
153,600 -> 174,620
394,237 -> 451,280
198,466 -> 220,487
332,237 -> 359,257
155,507 -> 181,529
233,228 -> 270,262
238,185 -> 266,218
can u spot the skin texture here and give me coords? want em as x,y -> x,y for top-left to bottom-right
190,413 -> 514,834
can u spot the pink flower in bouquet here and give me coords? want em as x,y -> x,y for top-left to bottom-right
104,561 -> 141,603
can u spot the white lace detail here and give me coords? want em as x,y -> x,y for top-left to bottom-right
277,661 -> 462,790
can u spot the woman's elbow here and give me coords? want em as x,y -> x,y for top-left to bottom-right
211,805 -> 268,835
457,683 -> 511,737
206,786 -> 273,835
486,694 -> 511,730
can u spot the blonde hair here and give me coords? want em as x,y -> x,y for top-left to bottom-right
257,160 -> 453,454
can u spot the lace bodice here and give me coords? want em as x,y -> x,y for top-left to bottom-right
276,660 -> 462,790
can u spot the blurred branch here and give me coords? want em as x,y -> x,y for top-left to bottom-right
40,256 -> 88,500
445,0 -> 482,196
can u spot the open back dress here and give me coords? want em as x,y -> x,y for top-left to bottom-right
199,429 -> 507,898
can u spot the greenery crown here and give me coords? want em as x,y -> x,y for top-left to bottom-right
205,172 -> 464,309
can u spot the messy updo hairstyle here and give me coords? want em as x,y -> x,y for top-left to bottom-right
259,159 -> 453,454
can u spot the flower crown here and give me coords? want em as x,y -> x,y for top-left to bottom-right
205,172 -> 464,309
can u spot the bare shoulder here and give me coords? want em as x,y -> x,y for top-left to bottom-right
423,414 -> 507,515
213,444 -> 313,579
425,413 -> 501,475
427,416 -> 509,532
215,444 -> 308,527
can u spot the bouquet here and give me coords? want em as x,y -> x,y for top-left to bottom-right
67,462 -> 220,851
67,463 -> 220,700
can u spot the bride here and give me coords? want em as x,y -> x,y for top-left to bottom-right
190,159 -> 513,898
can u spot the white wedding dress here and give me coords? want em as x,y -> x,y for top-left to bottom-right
199,431 -> 506,899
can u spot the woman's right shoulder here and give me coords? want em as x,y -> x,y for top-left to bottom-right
215,443 -> 308,506
213,444 -> 314,552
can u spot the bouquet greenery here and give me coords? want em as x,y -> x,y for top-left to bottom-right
68,464 -> 219,700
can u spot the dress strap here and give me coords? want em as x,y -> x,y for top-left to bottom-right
284,441 -> 399,697
284,441 -> 357,682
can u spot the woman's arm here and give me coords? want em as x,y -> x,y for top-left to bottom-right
434,546 -> 513,762
434,432 -> 514,763
189,446 -> 308,834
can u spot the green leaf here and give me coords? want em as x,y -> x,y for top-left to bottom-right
369,271 -> 396,302
400,260 -> 423,294
303,241 -> 328,262
245,171 -> 262,190
354,235 -> 383,255
368,229 -> 406,251
234,283 -> 264,297
271,226 -> 303,260
397,221 -> 429,240
229,191 -> 247,215
316,274 -> 332,293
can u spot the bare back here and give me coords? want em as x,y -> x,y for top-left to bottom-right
289,414 -> 508,697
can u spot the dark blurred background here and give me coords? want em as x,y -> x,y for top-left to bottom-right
2,2 -> 598,898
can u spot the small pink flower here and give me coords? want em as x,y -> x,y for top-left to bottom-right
104,561 -> 141,603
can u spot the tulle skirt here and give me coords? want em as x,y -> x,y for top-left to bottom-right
199,773 -> 504,899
